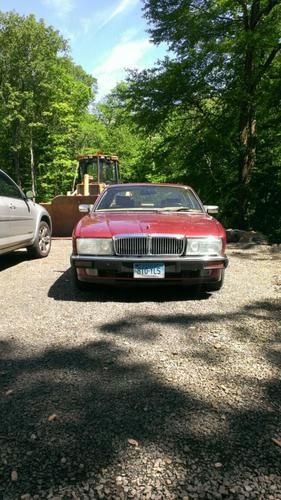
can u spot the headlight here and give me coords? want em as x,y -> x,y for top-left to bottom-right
76,238 -> 113,255
185,237 -> 222,256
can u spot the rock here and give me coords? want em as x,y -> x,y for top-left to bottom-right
127,438 -> 139,447
5,389 -> 14,396
214,462 -> 223,468
219,485 -> 228,495
96,484 -> 104,491
60,457 -> 67,464
272,437 -> 281,447
187,485 -> 195,492
226,229 -> 267,244
271,244 -> 281,253
226,229 -> 241,243
21,495 -> 31,500
48,413 -> 58,422
244,485 -> 252,492
11,470 -> 18,481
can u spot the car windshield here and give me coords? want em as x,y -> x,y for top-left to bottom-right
95,185 -> 203,212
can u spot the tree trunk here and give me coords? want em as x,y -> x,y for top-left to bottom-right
30,128 -> 36,196
12,121 -> 21,187
237,29 -> 257,228
238,102 -> 257,227
235,1 -> 260,228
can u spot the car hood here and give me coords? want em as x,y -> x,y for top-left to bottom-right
75,211 -> 224,238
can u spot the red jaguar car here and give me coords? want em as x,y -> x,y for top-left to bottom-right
71,183 -> 228,291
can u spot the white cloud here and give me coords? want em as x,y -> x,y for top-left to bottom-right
100,0 -> 138,28
42,0 -> 75,17
79,1 -> 139,37
93,37 -> 152,99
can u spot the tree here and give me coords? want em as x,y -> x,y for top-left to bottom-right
0,11 -> 95,199
123,0 -> 281,227
75,83 -> 147,182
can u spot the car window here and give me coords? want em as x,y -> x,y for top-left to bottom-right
96,186 -> 203,211
0,172 -> 23,199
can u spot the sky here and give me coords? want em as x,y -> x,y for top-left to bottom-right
0,0 -> 167,100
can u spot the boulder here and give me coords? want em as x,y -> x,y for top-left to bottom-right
226,229 -> 267,244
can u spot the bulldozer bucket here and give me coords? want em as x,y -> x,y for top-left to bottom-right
42,194 -> 98,237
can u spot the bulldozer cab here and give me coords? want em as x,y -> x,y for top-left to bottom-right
41,153 -> 120,237
75,154 -> 120,195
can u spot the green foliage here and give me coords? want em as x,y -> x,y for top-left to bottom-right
117,0 -> 281,241
75,83 -> 147,182
0,11 -> 95,200
0,6 -> 280,241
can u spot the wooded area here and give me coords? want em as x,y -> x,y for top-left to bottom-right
0,2 -> 281,241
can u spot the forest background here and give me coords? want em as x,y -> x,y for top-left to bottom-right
0,1 -> 280,241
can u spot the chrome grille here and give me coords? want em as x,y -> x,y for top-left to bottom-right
113,234 -> 185,256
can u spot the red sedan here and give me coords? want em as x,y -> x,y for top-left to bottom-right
71,184 -> 228,291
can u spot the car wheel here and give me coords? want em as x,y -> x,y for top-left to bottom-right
27,221 -> 51,258
203,270 -> 225,292
72,267 -> 92,291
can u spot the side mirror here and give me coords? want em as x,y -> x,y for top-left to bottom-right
204,205 -> 219,214
26,190 -> 35,200
79,204 -> 91,213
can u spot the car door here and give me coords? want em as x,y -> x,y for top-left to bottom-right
0,171 -> 34,251
0,193 -> 10,250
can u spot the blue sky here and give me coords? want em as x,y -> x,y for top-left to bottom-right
0,0 -> 167,99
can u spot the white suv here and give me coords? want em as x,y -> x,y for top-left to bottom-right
0,169 -> 52,258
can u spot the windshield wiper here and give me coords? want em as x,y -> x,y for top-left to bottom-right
160,207 -> 200,212
175,208 -> 201,212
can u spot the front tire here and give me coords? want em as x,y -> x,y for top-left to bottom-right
27,221 -> 51,258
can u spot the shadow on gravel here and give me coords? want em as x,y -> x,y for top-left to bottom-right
0,300 -> 280,498
48,267 -> 211,302
0,250 -> 29,271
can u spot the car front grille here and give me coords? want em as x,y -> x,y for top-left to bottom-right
113,234 -> 185,256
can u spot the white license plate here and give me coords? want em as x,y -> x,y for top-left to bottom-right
133,263 -> 165,279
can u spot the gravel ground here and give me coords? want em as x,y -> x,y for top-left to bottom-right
0,241 -> 280,500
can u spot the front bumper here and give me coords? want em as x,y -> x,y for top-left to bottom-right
71,254 -> 228,284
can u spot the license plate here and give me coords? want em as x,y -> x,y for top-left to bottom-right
133,263 -> 165,279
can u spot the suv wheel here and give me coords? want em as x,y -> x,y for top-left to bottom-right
27,221 -> 51,258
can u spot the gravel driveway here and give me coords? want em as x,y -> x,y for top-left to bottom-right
0,241 -> 280,500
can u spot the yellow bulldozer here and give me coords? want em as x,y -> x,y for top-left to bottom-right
42,153 -> 120,237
